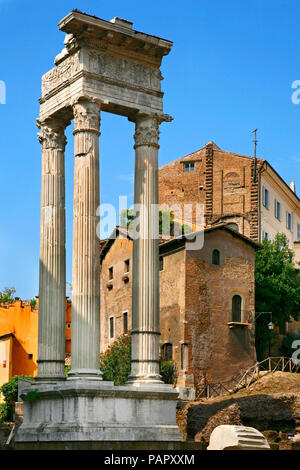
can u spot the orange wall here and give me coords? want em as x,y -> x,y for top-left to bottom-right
0,299 -> 72,385
0,336 -> 13,394
0,301 -> 38,382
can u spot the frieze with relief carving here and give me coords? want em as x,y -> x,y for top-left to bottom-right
88,51 -> 162,92
42,52 -> 81,96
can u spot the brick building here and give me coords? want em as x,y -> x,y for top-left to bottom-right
100,225 -> 258,391
159,142 -> 300,263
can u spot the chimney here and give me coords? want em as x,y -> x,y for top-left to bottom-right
290,180 -> 296,194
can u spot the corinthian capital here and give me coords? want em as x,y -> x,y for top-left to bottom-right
72,98 -> 101,135
134,114 -> 160,149
37,119 -> 67,150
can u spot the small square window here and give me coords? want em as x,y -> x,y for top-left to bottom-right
275,199 -> 281,220
262,186 -> 269,209
28,354 -> 33,360
124,259 -> 130,273
286,211 -> 292,231
183,162 -> 195,173
212,249 -> 220,266
162,343 -> 173,360
109,317 -> 114,339
67,323 -> 71,329
263,231 -> 269,241
108,267 -> 113,280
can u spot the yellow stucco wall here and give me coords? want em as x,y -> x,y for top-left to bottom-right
260,169 -> 300,263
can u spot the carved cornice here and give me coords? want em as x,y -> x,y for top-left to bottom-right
72,98 -> 101,135
134,115 -> 160,149
37,120 -> 67,150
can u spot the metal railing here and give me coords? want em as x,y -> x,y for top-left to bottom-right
195,356 -> 300,399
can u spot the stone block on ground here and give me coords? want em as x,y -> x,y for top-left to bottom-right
207,425 -> 271,450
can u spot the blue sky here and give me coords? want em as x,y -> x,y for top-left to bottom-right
1,0 -> 300,299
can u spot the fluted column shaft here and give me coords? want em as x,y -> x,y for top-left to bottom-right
68,99 -> 102,379
37,120 -> 67,381
129,114 -> 162,384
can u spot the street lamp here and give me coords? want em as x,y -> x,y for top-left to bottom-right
268,320 -> 274,357
255,311 -> 273,358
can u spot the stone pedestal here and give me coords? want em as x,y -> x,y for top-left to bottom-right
15,381 -> 181,445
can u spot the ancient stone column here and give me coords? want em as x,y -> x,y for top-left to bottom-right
37,119 -> 67,381
128,114 -> 163,384
68,98 -> 102,380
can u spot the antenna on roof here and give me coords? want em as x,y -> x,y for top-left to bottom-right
252,128 -> 258,182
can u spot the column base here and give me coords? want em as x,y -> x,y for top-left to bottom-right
34,376 -> 66,383
67,368 -> 103,381
126,376 -> 165,386
15,380 -> 182,443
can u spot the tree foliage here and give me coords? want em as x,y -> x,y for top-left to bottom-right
255,233 -> 300,360
0,287 -> 16,304
100,333 -> 177,385
120,209 -> 192,237
281,332 -> 300,358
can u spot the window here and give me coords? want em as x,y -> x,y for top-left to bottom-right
286,211 -> 293,231
159,256 -> 164,271
109,317 -> 114,339
162,343 -> 173,360
212,249 -> 220,266
28,354 -> 33,360
123,311 -> 128,334
262,231 -> 269,241
298,223 -> 300,241
232,295 -> 242,322
183,162 -> 195,173
108,267 -> 113,280
67,323 -> 71,329
181,343 -> 188,370
262,186 -> 269,209
226,222 -> 239,232
124,259 -> 130,273
275,199 -> 281,220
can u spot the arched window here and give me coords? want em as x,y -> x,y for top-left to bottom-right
162,343 -> 173,360
226,223 -> 239,232
232,295 -> 242,322
212,249 -> 220,266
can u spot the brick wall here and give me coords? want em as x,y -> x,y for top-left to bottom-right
185,229 -> 256,388
100,236 -> 133,351
159,142 -> 263,240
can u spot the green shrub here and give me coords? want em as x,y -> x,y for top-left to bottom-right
0,375 -> 32,423
159,358 -> 177,385
100,334 -> 131,385
100,334 -> 177,386
0,402 -> 12,423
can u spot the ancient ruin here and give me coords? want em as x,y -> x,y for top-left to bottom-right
15,10 -> 182,447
